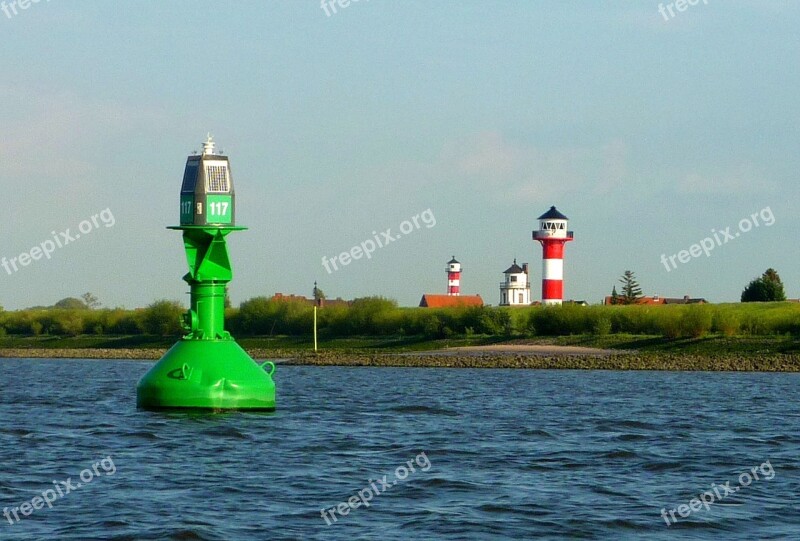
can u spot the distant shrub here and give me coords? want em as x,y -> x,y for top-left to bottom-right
592,316 -> 612,336
53,297 -> 88,310
141,300 -> 184,336
713,309 -> 741,337
681,305 -> 713,338
51,311 -> 84,337
1,298 -> 799,341
528,305 -> 591,336
657,309 -> 684,339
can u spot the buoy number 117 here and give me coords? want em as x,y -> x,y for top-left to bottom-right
209,201 -> 229,216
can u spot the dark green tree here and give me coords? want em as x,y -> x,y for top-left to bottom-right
54,297 -> 88,310
610,285 -> 620,305
81,292 -> 100,309
618,270 -> 643,305
741,268 -> 787,302
140,300 -> 185,336
224,288 -> 232,309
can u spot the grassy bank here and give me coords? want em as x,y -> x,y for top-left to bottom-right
2,334 -> 800,371
0,334 -> 498,354
1,332 -> 800,356
3,300 -> 800,340
534,334 -> 800,356
2,301 -> 800,369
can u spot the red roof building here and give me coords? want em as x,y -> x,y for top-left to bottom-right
603,295 -> 707,305
419,294 -> 483,308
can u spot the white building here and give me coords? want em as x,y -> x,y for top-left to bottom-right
499,259 -> 531,306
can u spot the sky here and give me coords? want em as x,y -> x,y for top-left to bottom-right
0,0 -> 798,310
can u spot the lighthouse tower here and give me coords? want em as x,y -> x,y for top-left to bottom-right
532,206 -> 574,305
446,256 -> 461,296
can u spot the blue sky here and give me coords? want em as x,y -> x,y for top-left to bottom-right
0,0 -> 798,309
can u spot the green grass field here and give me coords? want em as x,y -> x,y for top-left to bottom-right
1,300 -> 799,356
2,332 -> 800,357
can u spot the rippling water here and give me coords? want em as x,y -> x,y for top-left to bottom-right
1,358 -> 799,540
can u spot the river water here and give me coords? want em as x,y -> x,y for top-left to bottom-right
1,358 -> 798,540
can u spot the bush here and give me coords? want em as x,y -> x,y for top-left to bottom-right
528,305 -> 592,336
0,299 -> 798,340
592,316 -> 612,336
141,300 -> 185,336
657,309 -> 684,339
51,311 -> 84,337
681,305 -> 713,338
713,309 -> 741,337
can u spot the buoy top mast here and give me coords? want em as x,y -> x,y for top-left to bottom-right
202,133 -> 215,155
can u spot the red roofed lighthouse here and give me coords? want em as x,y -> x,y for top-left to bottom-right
533,206 -> 574,305
419,256 -> 483,308
446,256 -> 462,296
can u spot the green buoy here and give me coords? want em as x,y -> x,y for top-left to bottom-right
137,136 -> 276,411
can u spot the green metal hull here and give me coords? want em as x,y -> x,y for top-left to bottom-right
137,339 -> 276,411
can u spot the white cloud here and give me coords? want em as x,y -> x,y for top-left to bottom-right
0,86 -> 166,179
439,132 -> 629,203
676,165 -> 778,194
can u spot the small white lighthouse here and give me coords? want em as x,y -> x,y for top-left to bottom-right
499,259 -> 531,306
446,256 -> 461,296
532,206 -> 574,305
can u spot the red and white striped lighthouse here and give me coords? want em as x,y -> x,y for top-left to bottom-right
446,256 -> 462,296
532,206 -> 574,305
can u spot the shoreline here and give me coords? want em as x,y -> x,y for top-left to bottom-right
1,347 -> 800,372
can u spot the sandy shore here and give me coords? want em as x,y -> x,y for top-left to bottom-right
0,344 -> 619,360
0,348 -> 165,360
433,344 -> 623,356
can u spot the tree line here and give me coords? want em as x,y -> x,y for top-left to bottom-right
609,268 -> 787,304
1,296 -> 800,340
